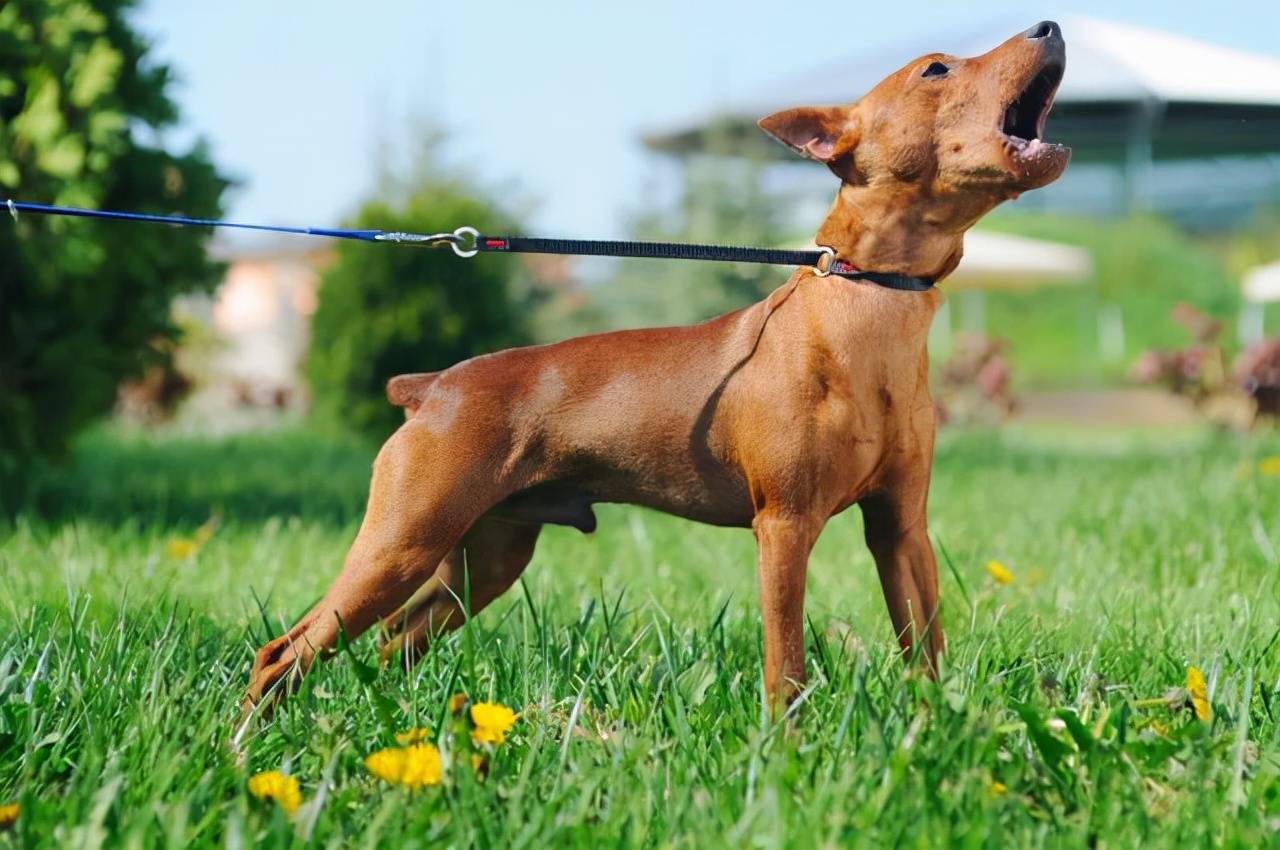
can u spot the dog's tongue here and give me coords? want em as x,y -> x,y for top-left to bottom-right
1011,137 -> 1046,159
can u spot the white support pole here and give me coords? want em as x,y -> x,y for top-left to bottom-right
1099,302 -> 1126,362
1239,300 -> 1264,347
930,299 -> 953,358
960,290 -> 987,334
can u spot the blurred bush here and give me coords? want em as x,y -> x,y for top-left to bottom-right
306,140 -> 532,440
0,0 -> 226,491
936,333 -> 1016,424
593,140 -> 787,329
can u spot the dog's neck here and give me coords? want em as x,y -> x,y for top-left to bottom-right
814,183 -> 968,283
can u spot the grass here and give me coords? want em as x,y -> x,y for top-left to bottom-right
2,424 -> 1280,848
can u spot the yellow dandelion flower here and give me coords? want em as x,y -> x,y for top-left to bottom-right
364,748 -> 406,783
448,692 -> 468,714
365,744 -> 442,788
1260,457 -> 1280,477
988,781 -> 1007,796
470,702 -> 518,745
400,745 -> 442,788
1187,666 -> 1212,722
985,560 -> 1014,586
247,771 -> 302,815
165,537 -> 199,559
0,802 -> 18,829
394,727 -> 432,745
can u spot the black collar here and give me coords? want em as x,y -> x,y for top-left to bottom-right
828,258 -> 935,291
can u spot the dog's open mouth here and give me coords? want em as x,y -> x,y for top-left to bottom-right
999,57 -> 1067,169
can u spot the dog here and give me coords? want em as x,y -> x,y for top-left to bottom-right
241,21 -> 1069,728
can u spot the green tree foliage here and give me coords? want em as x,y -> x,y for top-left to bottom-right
596,148 -> 788,329
306,152 -> 532,440
0,0 -> 227,478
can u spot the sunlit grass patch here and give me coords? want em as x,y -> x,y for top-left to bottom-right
1,425 -> 1278,847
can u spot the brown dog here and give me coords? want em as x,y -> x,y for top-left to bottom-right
241,21 -> 1068,726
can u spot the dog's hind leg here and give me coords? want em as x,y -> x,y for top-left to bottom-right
379,512 -> 542,665
240,420 -> 498,722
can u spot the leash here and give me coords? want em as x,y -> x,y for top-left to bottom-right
3,199 -> 935,292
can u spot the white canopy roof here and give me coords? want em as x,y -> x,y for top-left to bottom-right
788,15 -> 1280,106
1056,17 -> 1280,105
755,15 -> 1280,111
947,231 -> 1093,292
1243,260 -> 1280,304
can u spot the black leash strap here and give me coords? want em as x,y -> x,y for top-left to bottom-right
476,235 -> 935,292
477,236 -> 818,265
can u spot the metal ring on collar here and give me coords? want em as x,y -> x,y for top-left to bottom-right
451,226 -> 479,258
812,245 -> 836,277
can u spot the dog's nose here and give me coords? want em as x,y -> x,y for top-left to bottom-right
1024,20 -> 1061,41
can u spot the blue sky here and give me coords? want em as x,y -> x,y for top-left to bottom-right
137,1 -> 1280,240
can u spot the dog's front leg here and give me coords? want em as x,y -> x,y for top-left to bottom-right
752,512 -> 822,714
860,493 -> 944,674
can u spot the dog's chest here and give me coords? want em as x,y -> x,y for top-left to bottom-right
770,327 -> 933,505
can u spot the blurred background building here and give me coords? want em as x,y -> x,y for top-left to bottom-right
171,240 -> 329,428
645,16 -> 1280,229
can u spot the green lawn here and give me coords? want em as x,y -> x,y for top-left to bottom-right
2,425 -> 1280,848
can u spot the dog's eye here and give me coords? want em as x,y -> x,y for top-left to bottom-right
921,61 -> 950,78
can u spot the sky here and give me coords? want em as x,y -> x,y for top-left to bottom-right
136,0 -> 1280,243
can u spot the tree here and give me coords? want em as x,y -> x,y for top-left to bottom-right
0,0 -> 227,483
306,141 -> 532,441
596,135 -> 791,329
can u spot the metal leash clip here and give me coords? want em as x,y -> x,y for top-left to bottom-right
449,226 -> 478,258
6,199 -> 16,222
374,225 -> 478,257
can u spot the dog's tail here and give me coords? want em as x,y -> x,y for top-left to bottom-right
386,372 -> 440,419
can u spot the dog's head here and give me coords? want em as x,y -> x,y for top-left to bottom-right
760,21 -> 1068,231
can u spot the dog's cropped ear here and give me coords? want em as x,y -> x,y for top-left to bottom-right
757,106 -> 859,163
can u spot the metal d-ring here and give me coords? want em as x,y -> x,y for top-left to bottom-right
812,245 -> 836,276
450,226 -> 478,258
6,199 -> 16,222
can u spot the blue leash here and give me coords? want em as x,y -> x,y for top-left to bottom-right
4,198 -> 480,254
